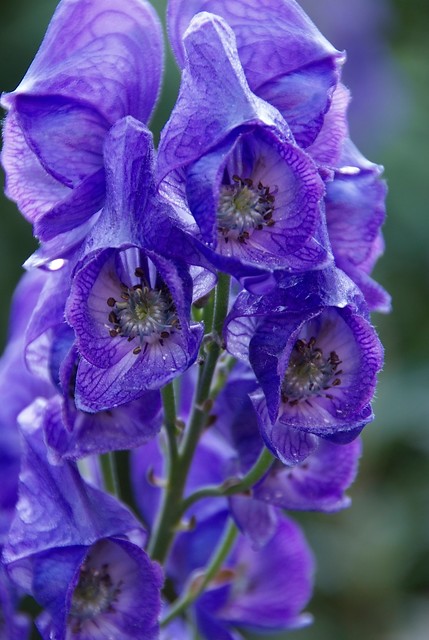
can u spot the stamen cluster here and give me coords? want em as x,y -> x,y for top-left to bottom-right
281,337 -> 342,406
69,560 -> 121,633
107,269 -> 179,351
217,175 -> 275,244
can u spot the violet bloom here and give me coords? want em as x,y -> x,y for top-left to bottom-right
226,268 -> 383,446
165,1 -> 390,307
68,245 -> 202,412
215,366 -> 362,514
158,13 -> 331,286
1,0 -> 163,245
167,0 -> 344,148
66,118 -> 203,411
4,409 -> 162,640
168,515 -> 314,639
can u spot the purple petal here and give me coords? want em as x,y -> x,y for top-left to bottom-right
158,12 -> 287,187
167,0 -> 344,144
255,437 -> 362,512
204,516 -> 314,631
3,0 -> 163,124
229,495 -> 278,548
4,408 -> 146,576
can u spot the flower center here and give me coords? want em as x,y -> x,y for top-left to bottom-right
217,175 -> 275,244
281,337 -> 342,406
107,268 -> 179,354
69,560 -> 122,633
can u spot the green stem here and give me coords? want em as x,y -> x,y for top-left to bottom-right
178,446 -> 274,517
147,274 -> 231,564
162,382 -> 178,467
100,452 -> 120,498
160,519 -> 238,628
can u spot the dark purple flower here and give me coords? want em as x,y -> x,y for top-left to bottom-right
35,537 -> 162,640
225,268 -> 383,442
61,117 -> 203,411
68,246 -> 203,412
214,364 -> 362,513
251,306 -> 382,439
158,13 -> 331,285
168,515 -> 314,638
167,0 -> 344,148
1,0 -> 163,243
3,411 -> 162,639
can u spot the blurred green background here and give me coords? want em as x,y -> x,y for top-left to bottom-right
1,1 -> 428,639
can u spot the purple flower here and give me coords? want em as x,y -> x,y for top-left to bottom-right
62,117 -> 203,411
68,245 -> 202,412
225,268 -> 383,444
167,0 -> 344,148
3,410 -> 162,639
169,515 -> 314,638
1,0 -> 163,244
158,13 -> 331,285
214,365 -> 362,513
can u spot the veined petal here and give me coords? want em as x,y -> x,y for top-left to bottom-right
167,0 -> 344,144
3,0 -> 163,125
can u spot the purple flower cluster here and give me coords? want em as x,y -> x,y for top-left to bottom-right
0,0 -> 388,637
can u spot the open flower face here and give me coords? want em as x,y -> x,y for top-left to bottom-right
65,538 -> 162,640
187,126 -> 325,271
158,12 -> 330,287
68,246 -> 203,412
250,305 -> 383,439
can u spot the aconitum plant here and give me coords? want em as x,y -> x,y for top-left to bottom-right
0,0 -> 389,638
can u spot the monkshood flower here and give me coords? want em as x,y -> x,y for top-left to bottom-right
3,409 -> 162,640
225,268 -> 383,450
168,514 -> 314,639
158,12 -> 331,287
1,0 -> 163,246
66,118 -> 203,412
214,366 -> 362,514
167,0 -> 344,148
165,1 -> 390,307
